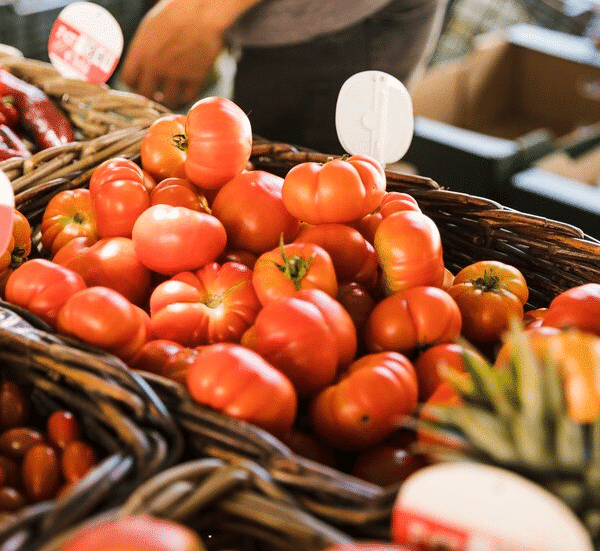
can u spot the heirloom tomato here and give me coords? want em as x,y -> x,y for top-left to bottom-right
309,351 -> 419,450
241,288 -> 357,396
52,236 -> 152,307
211,170 -> 301,254
56,286 -> 148,363
132,204 -> 227,275
149,261 -> 262,347
374,210 -> 445,295
150,177 -> 210,212
353,191 -> 421,244
60,515 -> 203,551
89,157 -> 150,238
40,189 -> 97,255
140,114 -> 187,181
447,260 -> 528,344
184,96 -> 252,189
186,342 -> 297,437
541,283 -> 600,336
131,339 -> 200,385
4,258 -> 86,327
365,286 -> 462,355
281,154 -> 386,225
294,223 -> 378,289
252,241 -> 338,305
0,209 -> 31,293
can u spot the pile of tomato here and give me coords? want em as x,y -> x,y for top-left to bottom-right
3,95 -> 599,486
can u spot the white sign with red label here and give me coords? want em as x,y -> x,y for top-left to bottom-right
47,1 -> 123,84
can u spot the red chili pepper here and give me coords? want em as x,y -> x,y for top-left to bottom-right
0,123 -> 31,161
0,96 -> 19,128
0,67 -> 74,149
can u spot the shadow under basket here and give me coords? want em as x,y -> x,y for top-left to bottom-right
0,301 -> 184,551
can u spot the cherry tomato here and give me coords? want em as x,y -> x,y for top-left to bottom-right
149,261 -> 262,347
374,210 -> 445,295
61,440 -> 98,483
4,258 -> 87,327
252,241 -> 338,305
0,427 -> 45,459
52,236 -> 152,307
140,114 -> 187,181
242,289 -> 357,396
365,286 -> 462,355
186,342 -> 297,437
132,204 -> 227,275
47,410 -> 81,449
211,170 -> 301,255
184,96 -> 252,190
294,223 -> 378,289
89,157 -> 150,238
21,444 -> 61,502
447,260 -> 528,344
0,380 -> 29,430
40,189 -> 97,255
309,351 -> 419,450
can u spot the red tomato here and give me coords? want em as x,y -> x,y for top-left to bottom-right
413,342 -> 483,402
184,96 -> 252,190
447,260 -> 528,344
47,410 -> 81,449
374,210 -> 445,295
60,515 -> 203,551
252,241 -> 338,305
217,248 -> 258,270
131,339 -> 200,385
140,114 -> 187,180
0,209 -> 32,295
353,191 -> 421,244
186,343 -> 297,437
22,444 -> 61,502
53,236 -> 152,307
294,223 -> 378,289
336,281 -> 377,353
309,351 -> 419,450
242,289 -> 356,396
211,170 -> 301,255
40,188 -> 97,255
150,177 -> 210,212
89,157 -> 151,238
280,429 -> 337,468
61,440 -> 98,483
132,204 -> 227,275
56,286 -> 148,362
149,261 -> 262,347
4,258 -> 87,327
365,286 -> 462,355
281,154 -> 386,225
542,283 -> 600,336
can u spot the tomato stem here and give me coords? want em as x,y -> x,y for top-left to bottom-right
171,133 -> 188,152
274,234 -> 313,290
472,269 -> 501,292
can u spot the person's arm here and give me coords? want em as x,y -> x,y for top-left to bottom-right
121,0 -> 262,109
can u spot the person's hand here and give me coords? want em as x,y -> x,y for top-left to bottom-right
121,0 -> 225,110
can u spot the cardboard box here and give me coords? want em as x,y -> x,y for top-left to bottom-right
404,24 -> 600,202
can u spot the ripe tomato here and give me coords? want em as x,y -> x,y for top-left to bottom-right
353,191 -> 421,244
0,209 -> 31,294
294,223 -> 378,289
281,154 -> 386,225
53,236 -> 152,307
186,342 -> 297,437
280,429 -> 337,468
89,157 -> 151,238
365,286 -> 462,355
252,241 -> 338,305
184,96 -> 252,190
211,170 -> 301,255
56,286 -> 148,362
541,283 -> 600,336
336,281 -> 376,354
60,515 -> 204,551
149,261 -> 262,347
447,260 -> 528,344
47,410 -> 81,449
140,114 -> 187,181
374,210 -> 445,295
4,258 -> 86,327
309,351 -> 419,450
131,339 -> 200,385
40,189 -> 97,255
132,204 -> 227,275
150,177 -> 210,212
241,289 -> 357,396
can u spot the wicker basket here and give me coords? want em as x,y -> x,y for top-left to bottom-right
0,300 -> 184,551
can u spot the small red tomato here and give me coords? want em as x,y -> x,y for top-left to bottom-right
22,444 -> 61,501
62,440 -> 98,483
0,380 -> 29,430
47,410 -> 81,449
